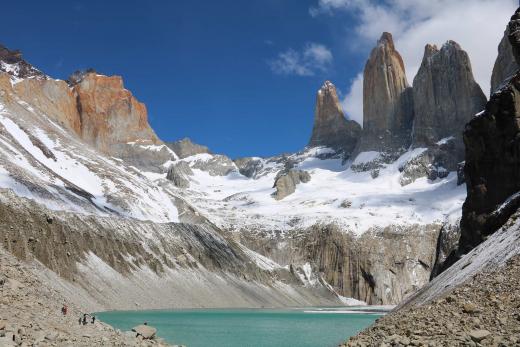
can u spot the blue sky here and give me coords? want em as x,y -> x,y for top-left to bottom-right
0,0 -> 516,158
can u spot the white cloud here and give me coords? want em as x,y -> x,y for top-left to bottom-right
341,73 -> 363,126
269,43 -> 333,76
312,0 -> 517,125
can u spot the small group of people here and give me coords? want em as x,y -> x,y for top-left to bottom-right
79,313 -> 96,325
61,304 -> 96,326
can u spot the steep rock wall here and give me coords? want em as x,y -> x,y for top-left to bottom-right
239,223 -> 441,305
358,32 -> 414,153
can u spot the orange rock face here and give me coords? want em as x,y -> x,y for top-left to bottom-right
73,73 -> 160,153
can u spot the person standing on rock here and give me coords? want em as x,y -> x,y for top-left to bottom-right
78,316 -> 82,325
82,313 -> 88,325
61,304 -> 68,315
91,315 -> 96,324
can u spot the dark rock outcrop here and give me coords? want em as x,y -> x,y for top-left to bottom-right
412,42 -> 487,156
458,7 -> 520,255
0,44 -> 46,80
234,157 -> 264,178
491,28 -> 518,93
308,81 -> 361,154
358,32 -> 414,153
166,161 -> 193,188
272,169 -> 311,200
166,138 -> 210,159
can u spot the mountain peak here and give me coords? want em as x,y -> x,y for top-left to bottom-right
0,43 -> 46,80
308,80 -> 361,153
378,32 -> 395,48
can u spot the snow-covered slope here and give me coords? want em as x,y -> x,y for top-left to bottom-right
0,82 -> 179,223
148,147 -> 465,236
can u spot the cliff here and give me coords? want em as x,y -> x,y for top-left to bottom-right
358,32 -> 414,153
308,81 -> 361,154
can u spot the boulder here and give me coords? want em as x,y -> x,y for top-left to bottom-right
469,330 -> 491,343
272,169 -> 311,200
131,325 -> 157,340
491,27 -> 518,93
308,81 -> 361,154
412,41 -> 487,158
358,32 -> 414,153
166,138 -> 210,159
166,161 -> 193,188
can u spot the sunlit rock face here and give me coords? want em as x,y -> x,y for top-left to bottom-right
308,81 -> 361,155
358,32 -> 414,154
72,73 -> 160,155
411,41 -> 487,157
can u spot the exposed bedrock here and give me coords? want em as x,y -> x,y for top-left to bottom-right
72,73 -> 160,153
308,81 -> 361,154
491,27 -> 518,94
458,9 -> 520,257
272,169 -> 311,200
166,137 -> 210,159
166,161 -> 193,188
357,32 -> 414,153
239,223 -> 442,305
0,190 -> 339,311
411,41 -> 486,158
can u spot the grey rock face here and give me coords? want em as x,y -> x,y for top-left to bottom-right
166,138 -> 210,159
166,161 -> 193,188
358,32 -> 414,153
190,154 -> 236,176
113,143 -> 175,173
491,28 -> 518,93
272,169 -> 311,200
234,157 -> 264,178
430,220 -> 460,279
412,42 -> 487,155
308,81 -> 361,154
399,139 -> 460,186
240,223 -> 442,305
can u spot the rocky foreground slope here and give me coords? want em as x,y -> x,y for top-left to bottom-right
0,246 -> 172,347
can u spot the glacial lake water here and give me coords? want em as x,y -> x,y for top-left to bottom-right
97,307 -> 382,347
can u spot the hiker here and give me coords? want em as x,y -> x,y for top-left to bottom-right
82,314 -> 88,325
78,316 -> 82,325
61,304 -> 68,315
91,316 -> 96,324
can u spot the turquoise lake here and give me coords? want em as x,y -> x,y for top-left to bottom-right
97,308 -> 381,347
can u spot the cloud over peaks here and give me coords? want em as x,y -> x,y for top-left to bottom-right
312,0 -> 517,125
269,43 -> 333,76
